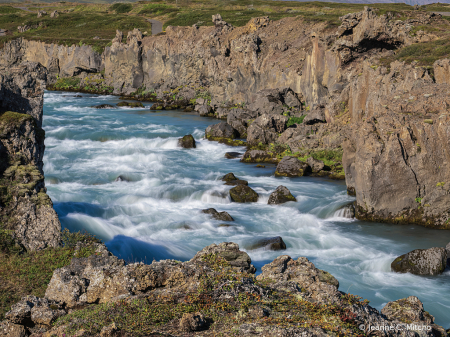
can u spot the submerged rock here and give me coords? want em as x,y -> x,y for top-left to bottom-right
115,175 -> 131,182
221,172 -> 248,186
250,236 -> 287,251
91,104 -> 115,109
202,208 -> 234,221
229,185 -> 259,203
275,156 -> 311,177
268,186 -> 296,204
224,152 -> 241,159
178,134 -> 196,148
335,203 -> 355,218
391,247 -> 447,276
117,101 -> 144,108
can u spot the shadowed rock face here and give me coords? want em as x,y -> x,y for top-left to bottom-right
0,62 -> 61,251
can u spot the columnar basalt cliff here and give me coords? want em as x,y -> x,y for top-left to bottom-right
0,62 -> 61,251
2,7 -> 450,228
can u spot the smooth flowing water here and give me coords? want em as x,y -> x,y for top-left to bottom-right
43,92 -> 450,327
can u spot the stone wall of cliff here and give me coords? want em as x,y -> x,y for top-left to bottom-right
0,62 -> 61,251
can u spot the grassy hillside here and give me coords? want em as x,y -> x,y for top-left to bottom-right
0,1 -> 449,55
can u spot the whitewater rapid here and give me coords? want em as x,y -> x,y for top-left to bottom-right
43,91 -> 450,327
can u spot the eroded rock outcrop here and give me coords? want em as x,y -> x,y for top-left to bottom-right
0,62 -> 61,251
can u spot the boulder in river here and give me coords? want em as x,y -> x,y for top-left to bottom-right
241,149 -> 276,163
115,175 -> 131,182
178,134 -> 196,148
250,236 -> 287,251
91,104 -> 114,109
391,247 -> 447,276
202,208 -> 234,221
221,172 -> 248,186
224,152 -> 241,159
117,101 -> 144,108
275,156 -> 311,177
446,242 -> 450,266
268,186 -> 296,204
229,185 -> 258,203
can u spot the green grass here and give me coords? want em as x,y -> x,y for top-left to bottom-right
0,6 -> 22,14
139,3 -> 179,16
287,115 -> 305,127
110,3 -> 133,14
0,229 -> 100,320
0,12 -> 152,53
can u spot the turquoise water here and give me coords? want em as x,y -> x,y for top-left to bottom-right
43,91 -> 450,327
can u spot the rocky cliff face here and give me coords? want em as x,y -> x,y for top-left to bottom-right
0,62 -> 61,251
2,7 -> 449,228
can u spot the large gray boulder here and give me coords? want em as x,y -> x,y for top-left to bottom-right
391,247 -> 447,276
178,134 -> 196,148
275,156 -> 311,177
247,115 -> 288,145
307,157 -> 325,173
205,122 -> 239,139
381,296 -> 434,326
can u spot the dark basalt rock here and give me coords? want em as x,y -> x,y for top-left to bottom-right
221,172 -> 237,182
202,208 -> 234,221
221,172 -> 248,185
250,236 -> 287,251
150,103 -> 164,110
229,185 -> 258,203
178,134 -> 196,148
205,122 -> 239,139
391,247 -> 447,276
91,104 -> 114,109
275,156 -> 311,177
115,175 -> 131,182
224,152 -> 242,159
268,186 -> 296,204
241,150 -> 276,163
117,101 -> 144,108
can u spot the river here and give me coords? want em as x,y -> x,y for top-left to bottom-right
42,91 -> 450,327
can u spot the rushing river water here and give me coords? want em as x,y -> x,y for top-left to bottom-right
42,91 -> 450,327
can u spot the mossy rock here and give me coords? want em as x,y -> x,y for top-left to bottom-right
229,185 -> 258,203
268,186 -> 296,204
117,101 -> 144,108
178,134 -> 196,149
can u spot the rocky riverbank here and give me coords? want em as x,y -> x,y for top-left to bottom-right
2,7 -> 449,227
0,61 -> 60,252
1,241 -> 448,337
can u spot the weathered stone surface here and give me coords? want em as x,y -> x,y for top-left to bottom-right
391,247 -> 447,276
221,172 -> 238,182
381,296 -> 434,325
241,149 -> 276,163
0,321 -> 26,337
202,208 -> 234,221
179,312 -> 208,332
275,156 -> 311,177
250,236 -> 287,251
205,122 -> 239,139
50,10 -> 59,18
229,184 -> 259,203
247,115 -> 288,145
178,134 -> 196,148
268,186 -> 296,204
0,62 -> 61,251
191,242 -> 256,273
303,107 -> 326,125
5,296 -> 65,327
307,157 -> 324,173
256,255 -> 340,303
